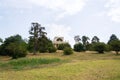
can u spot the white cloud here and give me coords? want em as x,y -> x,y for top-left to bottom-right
46,23 -> 74,46
105,0 -> 120,22
28,0 -> 86,20
46,23 -> 71,39
0,0 -> 32,9
1,0 -> 86,20
94,11 -> 106,17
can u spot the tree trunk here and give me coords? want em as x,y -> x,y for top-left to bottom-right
33,38 -> 37,55
116,51 -> 119,55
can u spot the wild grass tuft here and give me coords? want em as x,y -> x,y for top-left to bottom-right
0,58 -> 61,70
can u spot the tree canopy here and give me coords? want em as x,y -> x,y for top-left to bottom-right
29,22 -> 46,54
91,36 -> 99,43
93,42 -> 106,53
28,22 -> 56,54
109,40 -> 120,55
0,34 -> 27,58
108,34 -> 119,44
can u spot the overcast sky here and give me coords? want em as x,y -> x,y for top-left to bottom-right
0,0 -> 120,46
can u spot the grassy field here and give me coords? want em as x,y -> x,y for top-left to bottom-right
0,51 -> 120,80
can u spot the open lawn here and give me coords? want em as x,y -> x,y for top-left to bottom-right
0,51 -> 120,80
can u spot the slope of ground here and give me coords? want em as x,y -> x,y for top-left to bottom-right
0,51 -> 120,80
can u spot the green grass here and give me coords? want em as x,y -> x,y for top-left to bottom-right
0,51 -> 120,80
0,58 -> 61,70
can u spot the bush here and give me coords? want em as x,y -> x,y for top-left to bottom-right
57,44 -> 64,50
109,40 -> 120,55
39,46 -> 48,53
63,47 -> 73,55
11,50 -> 27,59
48,46 -> 57,53
74,43 -> 84,52
38,36 -> 56,53
6,42 -> 27,59
105,44 -> 111,52
57,43 -> 71,50
93,42 -> 106,53
0,35 -> 27,59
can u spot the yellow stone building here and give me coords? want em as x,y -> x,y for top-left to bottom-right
53,37 -> 68,48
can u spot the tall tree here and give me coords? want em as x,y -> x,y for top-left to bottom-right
108,34 -> 119,44
109,40 -> 120,55
93,42 -> 106,53
74,35 -> 81,44
29,22 -> 46,55
0,38 -> 3,43
91,36 -> 99,43
74,43 -> 84,52
82,36 -> 90,50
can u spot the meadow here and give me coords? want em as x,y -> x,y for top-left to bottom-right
0,51 -> 120,80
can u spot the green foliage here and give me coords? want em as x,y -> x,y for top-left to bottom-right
27,37 -> 34,53
108,34 -> 119,44
39,35 -> 55,53
48,46 -> 57,53
63,47 -> 73,55
0,35 -> 27,59
91,36 -> 99,43
0,38 -> 3,43
109,40 -> 120,55
105,44 -> 111,52
28,34 -> 55,53
38,35 -> 49,53
74,43 -> 84,52
57,43 -> 71,50
6,42 -> 27,59
57,44 -> 64,50
28,23 -> 55,53
85,43 -> 93,51
93,42 -> 106,53
82,36 -> 90,50
29,22 -> 47,54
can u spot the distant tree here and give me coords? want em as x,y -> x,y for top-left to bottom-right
74,43 -> 84,52
82,36 -> 90,50
86,43 -> 93,51
29,22 -> 46,55
0,35 -> 23,55
0,38 -> 3,43
27,37 -> 34,53
93,42 -> 106,53
91,36 -> 99,43
74,35 -> 81,44
38,35 -> 54,53
63,47 -> 73,55
48,46 -> 57,53
105,44 -> 111,52
109,40 -> 120,55
0,34 -> 27,58
57,43 -> 71,50
108,34 -> 119,44
6,42 -> 27,59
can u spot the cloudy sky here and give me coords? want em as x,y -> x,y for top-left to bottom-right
0,0 -> 120,46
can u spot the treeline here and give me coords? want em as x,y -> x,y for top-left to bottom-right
73,34 -> 120,55
0,23 -> 56,59
56,34 -> 120,55
0,22 -> 120,59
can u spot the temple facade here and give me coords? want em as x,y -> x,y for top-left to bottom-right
53,37 -> 68,48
